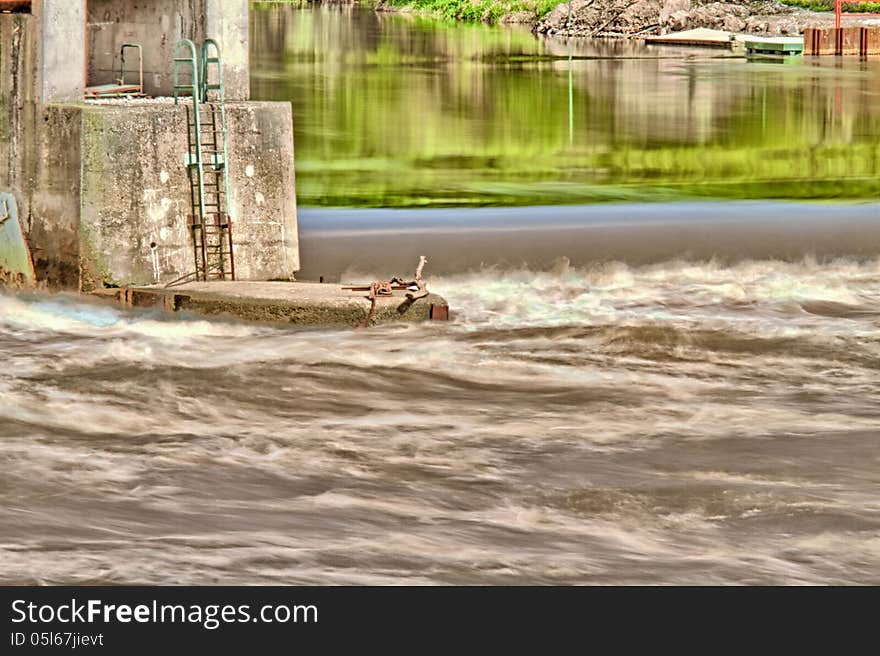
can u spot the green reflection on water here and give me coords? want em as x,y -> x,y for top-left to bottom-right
250,4 -> 880,208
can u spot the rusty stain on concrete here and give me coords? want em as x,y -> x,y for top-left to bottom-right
94,281 -> 449,328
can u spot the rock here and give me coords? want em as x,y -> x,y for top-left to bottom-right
536,0 -> 875,38
667,9 -> 690,31
659,0 -> 691,25
723,16 -> 746,32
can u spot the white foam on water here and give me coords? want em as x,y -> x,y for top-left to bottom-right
3,256 -> 880,584
433,256 -> 880,331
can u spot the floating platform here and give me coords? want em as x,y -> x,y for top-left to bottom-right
744,36 -> 804,56
646,30 -> 807,57
645,28 -> 737,48
91,281 -> 450,327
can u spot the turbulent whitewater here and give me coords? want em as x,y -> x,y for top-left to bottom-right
2,258 -> 879,584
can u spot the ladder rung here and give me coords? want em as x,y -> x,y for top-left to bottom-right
184,81 -> 233,282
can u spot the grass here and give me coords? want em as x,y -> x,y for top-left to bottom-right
782,1 -> 880,12
251,0 -> 561,23
370,0 -> 561,24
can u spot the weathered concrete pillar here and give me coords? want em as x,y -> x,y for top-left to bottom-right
41,0 -> 85,102
3,0 -> 297,291
205,0 -> 249,101
78,102 -> 298,289
2,8 -> 82,289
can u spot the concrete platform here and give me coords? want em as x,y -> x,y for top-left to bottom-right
645,28 -> 738,48
91,281 -> 450,327
744,36 -> 804,55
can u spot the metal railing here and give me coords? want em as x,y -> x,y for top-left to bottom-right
835,0 -> 880,29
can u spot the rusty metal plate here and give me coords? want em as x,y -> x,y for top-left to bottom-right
862,27 -> 880,56
838,27 -> 862,56
0,1 -> 31,13
0,192 -> 35,287
430,304 -> 449,321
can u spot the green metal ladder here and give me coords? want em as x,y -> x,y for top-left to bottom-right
173,39 -> 235,282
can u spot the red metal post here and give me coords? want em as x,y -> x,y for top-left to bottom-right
836,0 -> 842,30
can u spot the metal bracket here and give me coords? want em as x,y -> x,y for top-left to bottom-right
0,192 -> 35,286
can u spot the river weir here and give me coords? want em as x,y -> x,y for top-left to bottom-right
1,5 -> 879,585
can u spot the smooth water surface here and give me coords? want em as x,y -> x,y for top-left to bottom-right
251,4 -> 880,207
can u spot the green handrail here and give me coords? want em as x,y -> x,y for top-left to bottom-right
199,38 -> 224,103
173,39 -> 199,105
174,38 -> 208,279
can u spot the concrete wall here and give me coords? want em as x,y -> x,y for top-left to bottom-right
205,0 -> 249,100
79,102 -> 298,289
5,0 -> 248,103
87,0 -> 207,98
2,3 -> 291,291
86,0 -> 249,99
0,9 -> 39,106
1,12 -> 82,288
27,106 -> 83,287
42,0 -> 85,102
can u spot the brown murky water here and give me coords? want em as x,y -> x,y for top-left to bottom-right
1,6 -> 879,585
2,256 -> 880,584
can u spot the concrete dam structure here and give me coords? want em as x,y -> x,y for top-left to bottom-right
0,0 -> 447,325
1,0 -> 297,291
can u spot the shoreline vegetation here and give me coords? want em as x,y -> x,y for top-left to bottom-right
256,1 -> 880,36
250,5 -> 880,209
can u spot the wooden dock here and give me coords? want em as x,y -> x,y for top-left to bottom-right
648,26 -> 880,57
645,28 -> 737,48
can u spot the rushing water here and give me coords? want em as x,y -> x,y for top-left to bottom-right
2,260 -> 880,584
2,6 -> 880,585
